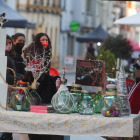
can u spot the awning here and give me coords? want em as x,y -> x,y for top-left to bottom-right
114,12 -> 140,26
0,0 -> 36,29
76,25 -> 108,43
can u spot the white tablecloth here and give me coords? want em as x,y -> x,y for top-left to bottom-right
0,111 -> 139,137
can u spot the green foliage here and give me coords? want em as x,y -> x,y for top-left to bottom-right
102,36 -> 133,59
97,49 -> 116,78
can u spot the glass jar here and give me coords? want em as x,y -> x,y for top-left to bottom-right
10,81 -> 34,111
72,84 -> 82,91
101,84 -> 122,117
70,89 -> 81,113
93,87 -> 102,113
78,90 -> 95,115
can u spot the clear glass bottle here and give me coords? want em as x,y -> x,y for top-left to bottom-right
78,90 -> 95,115
93,87 -> 102,113
51,68 -> 75,114
101,84 -> 122,117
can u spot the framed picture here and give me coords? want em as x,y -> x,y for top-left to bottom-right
75,60 -> 105,86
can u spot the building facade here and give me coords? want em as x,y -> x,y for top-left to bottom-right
59,0 -> 116,69
6,0 -> 65,68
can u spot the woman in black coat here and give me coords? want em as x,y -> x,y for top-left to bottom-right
23,33 -> 63,140
23,33 -> 57,104
12,33 -> 26,76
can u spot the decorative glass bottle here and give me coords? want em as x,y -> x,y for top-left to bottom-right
101,84 -> 122,117
78,90 -> 95,115
117,60 -> 131,116
93,87 -> 102,113
70,85 -> 82,113
10,81 -> 34,111
51,68 -> 75,114
30,79 -> 42,105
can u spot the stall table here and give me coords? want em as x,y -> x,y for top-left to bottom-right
0,111 -> 139,138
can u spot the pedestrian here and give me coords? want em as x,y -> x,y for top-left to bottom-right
129,58 -> 140,114
12,33 -> 26,76
23,33 -> 63,140
86,41 -> 95,60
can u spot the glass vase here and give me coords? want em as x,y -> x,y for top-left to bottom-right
93,87 -> 102,113
70,89 -> 81,113
10,88 -> 34,111
51,79 -> 75,114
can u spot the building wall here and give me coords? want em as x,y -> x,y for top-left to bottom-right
14,0 -> 64,68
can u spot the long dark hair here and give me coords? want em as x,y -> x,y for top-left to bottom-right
23,33 -> 52,83
5,35 -> 16,57
24,33 -> 52,59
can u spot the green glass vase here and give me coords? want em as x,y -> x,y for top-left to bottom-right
78,90 -> 95,115
93,87 -> 102,113
70,89 -> 81,113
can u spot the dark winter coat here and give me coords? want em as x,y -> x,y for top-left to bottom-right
37,74 -> 57,104
13,52 -> 25,76
6,56 -> 17,85
86,46 -> 95,60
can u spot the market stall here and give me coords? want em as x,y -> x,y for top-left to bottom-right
0,13 -> 140,140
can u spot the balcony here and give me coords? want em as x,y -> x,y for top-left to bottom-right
18,0 -> 65,13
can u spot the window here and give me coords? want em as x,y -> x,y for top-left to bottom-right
50,27 -> 53,42
86,0 -> 91,13
54,27 -> 58,56
67,34 -> 74,56
135,32 -> 139,43
45,27 -> 48,34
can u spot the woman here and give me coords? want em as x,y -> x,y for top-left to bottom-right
5,35 -> 17,85
23,33 -> 56,104
12,33 -> 26,76
23,33 -> 60,140
1,35 -> 15,140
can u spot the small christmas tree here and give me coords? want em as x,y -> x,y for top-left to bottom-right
97,49 -> 116,78
117,60 -> 131,116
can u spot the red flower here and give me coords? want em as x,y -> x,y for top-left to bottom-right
28,59 -> 43,70
91,82 -> 95,86
18,89 -> 24,94
42,41 -> 48,49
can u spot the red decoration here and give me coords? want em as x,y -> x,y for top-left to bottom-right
91,82 -> 95,86
42,41 -> 48,49
18,89 -> 24,94
111,71 -> 114,73
17,81 -> 27,85
101,69 -> 103,73
28,59 -> 43,70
